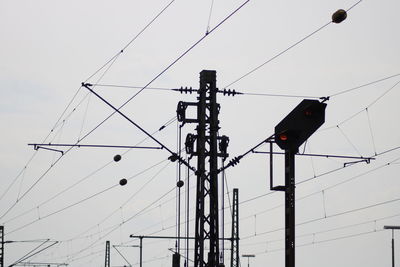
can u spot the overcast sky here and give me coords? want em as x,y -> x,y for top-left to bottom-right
1,0 -> 400,266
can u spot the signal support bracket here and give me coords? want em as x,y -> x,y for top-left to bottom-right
269,140 -> 286,191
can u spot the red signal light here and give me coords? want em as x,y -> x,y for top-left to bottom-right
304,109 -> 313,117
279,133 -> 288,141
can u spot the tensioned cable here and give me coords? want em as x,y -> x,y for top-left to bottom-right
223,19 -> 331,88
52,175 -> 187,253
329,73 -> 400,98
9,240 -> 59,267
0,0 -> 177,220
91,72 -> 400,98
223,0 -> 363,88
6,184 -> 119,236
93,83 -> 322,99
83,0 -> 177,83
66,160 -> 171,242
3,117 -> 176,225
230,72 -> 400,99
237,155 -> 400,224
0,86 -> 82,204
336,126 -> 363,156
60,149 -> 397,263
241,196 -> 400,241
240,92 -> 320,98
6,160 -> 171,236
141,151 -> 400,238
64,186 -> 176,262
129,193 -> 400,252
366,108 -> 377,156
132,142 -> 400,236
242,212 -> 400,247
376,146 -> 400,157
93,84 -> 176,91
321,79 -> 400,132
206,0 -> 215,34
254,229 -> 383,256
77,0 -> 250,148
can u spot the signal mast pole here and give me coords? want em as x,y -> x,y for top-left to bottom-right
273,99 -> 327,267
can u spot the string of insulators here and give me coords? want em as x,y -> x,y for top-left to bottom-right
228,156 -> 243,167
173,87 -> 197,94
218,89 -> 243,96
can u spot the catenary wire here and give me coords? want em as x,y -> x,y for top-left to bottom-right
241,196 -> 400,241
223,23 -> 330,88
242,212 -> 400,247
321,78 -> 400,132
328,72 -> 400,97
135,149 -> 400,242
2,117 -> 176,225
6,159 -> 172,236
63,186 -> 176,262
0,0 -> 177,220
254,229 -> 383,256
223,0 -> 363,88
76,0 -> 251,155
66,160 -> 172,242
83,0 -> 176,83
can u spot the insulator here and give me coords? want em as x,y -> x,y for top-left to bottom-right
119,178 -> 127,186
177,101 -> 187,122
229,156 -> 243,167
185,134 -> 196,154
332,9 -> 347,23
219,136 -> 230,154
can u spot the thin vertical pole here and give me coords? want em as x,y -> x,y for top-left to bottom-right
285,149 -> 296,267
392,230 -> 395,267
140,237 -> 143,267
105,241 -> 110,267
231,189 -> 239,267
0,226 -> 4,267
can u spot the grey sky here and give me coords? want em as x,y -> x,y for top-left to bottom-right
1,0 -> 399,266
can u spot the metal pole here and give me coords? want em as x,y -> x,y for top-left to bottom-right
285,149 -> 296,267
105,241 -> 110,267
194,73 -> 207,267
230,189 -> 239,267
392,230 -> 395,267
242,255 -> 254,267
139,237 -> 143,267
0,226 -> 4,267
209,70 -> 220,267
384,226 -> 400,267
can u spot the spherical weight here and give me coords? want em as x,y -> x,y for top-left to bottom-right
114,154 -> 122,162
176,180 -> 184,188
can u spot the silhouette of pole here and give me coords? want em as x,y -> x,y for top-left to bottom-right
230,189 -> 239,267
285,149 -> 296,267
384,226 -> 400,267
139,237 -> 143,267
176,70 -> 230,267
104,241 -> 110,267
193,70 -> 220,267
0,226 -> 4,267
242,254 -> 255,267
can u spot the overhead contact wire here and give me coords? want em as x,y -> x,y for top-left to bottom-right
79,0 -> 251,147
